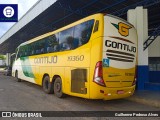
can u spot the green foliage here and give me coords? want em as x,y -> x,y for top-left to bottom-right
0,54 -> 6,60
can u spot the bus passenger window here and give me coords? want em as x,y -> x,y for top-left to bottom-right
31,44 -> 35,55
59,27 -> 74,51
39,40 -> 45,54
74,19 -> 94,47
47,33 -> 59,53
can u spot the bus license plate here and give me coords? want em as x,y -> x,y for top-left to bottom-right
117,90 -> 124,94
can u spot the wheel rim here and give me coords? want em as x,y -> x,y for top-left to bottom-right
55,82 -> 61,92
45,80 -> 49,89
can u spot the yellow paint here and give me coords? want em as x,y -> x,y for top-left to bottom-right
12,13 -> 137,100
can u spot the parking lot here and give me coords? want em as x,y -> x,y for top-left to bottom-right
0,74 -> 159,111
0,73 -> 160,119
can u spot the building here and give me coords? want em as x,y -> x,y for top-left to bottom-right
0,0 -> 160,91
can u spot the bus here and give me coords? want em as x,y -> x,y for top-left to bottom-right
12,13 -> 137,100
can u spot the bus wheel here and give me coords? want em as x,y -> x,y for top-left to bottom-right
42,76 -> 54,94
54,77 -> 65,98
15,71 -> 21,82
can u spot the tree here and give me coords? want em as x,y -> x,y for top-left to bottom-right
0,54 -> 6,60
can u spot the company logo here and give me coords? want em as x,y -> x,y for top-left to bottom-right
3,6 -> 14,18
111,22 -> 132,37
105,39 -> 136,53
105,37 -> 136,63
0,4 -> 18,22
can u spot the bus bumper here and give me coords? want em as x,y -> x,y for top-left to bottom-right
100,85 -> 135,100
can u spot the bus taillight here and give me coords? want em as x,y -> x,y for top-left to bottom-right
93,61 -> 106,87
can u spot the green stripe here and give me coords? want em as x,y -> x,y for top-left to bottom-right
20,57 -> 35,78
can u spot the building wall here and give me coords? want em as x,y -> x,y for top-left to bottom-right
148,36 -> 160,89
148,36 -> 160,57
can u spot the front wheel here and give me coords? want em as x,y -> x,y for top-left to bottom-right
15,71 -> 21,82
54,77 -> 65,98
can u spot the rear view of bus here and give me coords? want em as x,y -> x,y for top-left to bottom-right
92,14 -> 137,100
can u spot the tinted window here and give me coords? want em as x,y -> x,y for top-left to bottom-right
59,27 -> 74,51
17,45 -> 26,58
16,19 -> 94,57
30,43 -> 36,55
149,57 -> 160,71
46,33 -> 59,53
74,19 -> 94,48
34,39 -> 45,55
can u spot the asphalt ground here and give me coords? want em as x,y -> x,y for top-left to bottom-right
0,73 -> 160,120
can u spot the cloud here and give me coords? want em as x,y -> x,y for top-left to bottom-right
0,0 -> 39,38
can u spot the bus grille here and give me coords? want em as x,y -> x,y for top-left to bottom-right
106,49 -> 135,62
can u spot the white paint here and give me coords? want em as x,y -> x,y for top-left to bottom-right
127,6 -> 148,66
148,36 -> 160,57
6,53 -> 11,66
103,15 -> 137,69
12,58 -> 35,83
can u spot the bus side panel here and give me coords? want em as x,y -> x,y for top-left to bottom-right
66,43 -> 91,98
89,14 -> 104,99
39,66 -> 52,85
64,67 -> 71,94
89,37 -> 103,99
52,67 -> 65,93
12,57 -> 36,83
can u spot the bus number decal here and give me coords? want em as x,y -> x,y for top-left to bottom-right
68,55 -> 84,61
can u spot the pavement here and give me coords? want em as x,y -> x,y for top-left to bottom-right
0,68 -> 159,109
126,90 -> 160,108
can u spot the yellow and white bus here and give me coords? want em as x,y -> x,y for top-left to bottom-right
12,13 -> 137,100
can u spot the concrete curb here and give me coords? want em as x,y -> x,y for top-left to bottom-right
126,96 -> 160,108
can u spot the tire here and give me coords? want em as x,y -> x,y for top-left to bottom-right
15,71 -> 21,82
42,76 -> 54,94
54,77 -> 65,98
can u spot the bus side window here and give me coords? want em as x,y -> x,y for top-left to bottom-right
24,45 -> 29,56
27,45 -> 31,56
39,40 -> 45,54
18,46 -> 24,58
35,42 -> 41,55
21,46 -> 25,57
46,33 -> 59,53
31,43 -> 35,55
59,27 -> 74,51
74,19 -> 94,47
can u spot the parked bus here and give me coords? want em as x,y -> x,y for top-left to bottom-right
12,13 -> 137,100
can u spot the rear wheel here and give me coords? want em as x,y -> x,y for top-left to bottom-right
54,77 -> 65,98
15,71 -> 21,82
42,76 -> 54,94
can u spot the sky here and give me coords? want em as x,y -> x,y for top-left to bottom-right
0,0 -> 39,38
